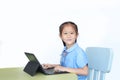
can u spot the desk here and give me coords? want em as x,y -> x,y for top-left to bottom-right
0,67 -> 77,80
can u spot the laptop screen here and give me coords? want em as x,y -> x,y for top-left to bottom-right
25,52 -> 39,62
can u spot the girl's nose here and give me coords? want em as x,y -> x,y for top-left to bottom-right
67,34 -> 71,37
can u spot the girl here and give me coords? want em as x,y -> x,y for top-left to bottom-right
43,21 -> 88,80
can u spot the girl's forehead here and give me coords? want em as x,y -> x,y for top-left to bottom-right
62,25 -> 75,31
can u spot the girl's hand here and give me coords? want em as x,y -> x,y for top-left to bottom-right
42,64 -> 54,69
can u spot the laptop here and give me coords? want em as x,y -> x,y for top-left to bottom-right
24,52 -> 68,75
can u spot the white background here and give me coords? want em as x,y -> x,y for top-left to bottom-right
0,0 -> 120,80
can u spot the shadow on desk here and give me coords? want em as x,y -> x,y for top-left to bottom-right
0,67 -> 77,80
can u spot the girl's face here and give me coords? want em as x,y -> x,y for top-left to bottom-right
60,25 -> 78,48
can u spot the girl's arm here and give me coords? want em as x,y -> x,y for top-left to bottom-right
54,65 -> 88,76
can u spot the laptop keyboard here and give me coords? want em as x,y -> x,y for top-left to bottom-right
44,68 -> 55,74
44,68 -> 69,75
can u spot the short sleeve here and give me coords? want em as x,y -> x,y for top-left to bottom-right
76,50 -> 88,68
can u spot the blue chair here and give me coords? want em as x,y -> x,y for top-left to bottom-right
86,47 -> 113,80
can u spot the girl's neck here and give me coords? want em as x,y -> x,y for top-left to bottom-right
66,43 -> 75,49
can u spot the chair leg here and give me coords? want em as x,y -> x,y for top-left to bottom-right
100,72 -> 106,80
93,70 -> 99,80
87,69 -> 93,80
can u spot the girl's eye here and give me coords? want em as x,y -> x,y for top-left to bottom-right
64,33 -> 67,34
71,32 -> 74,34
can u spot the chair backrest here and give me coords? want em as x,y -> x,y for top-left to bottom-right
86,47 -> 113,80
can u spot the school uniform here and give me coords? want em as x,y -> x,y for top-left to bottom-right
60,43 -> 88,80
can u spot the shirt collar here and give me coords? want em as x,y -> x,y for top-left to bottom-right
63,43 -> 78,53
